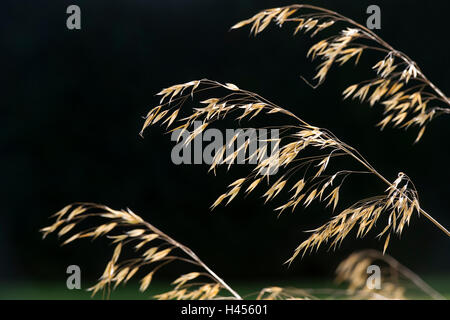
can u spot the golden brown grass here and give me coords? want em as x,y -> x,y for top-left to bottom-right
41,204 -> 442,300
140,79 -> 449,264
335,249 -> 444,300
231,4 -> 450,143
41,203 -> 242,300
256,249 -> 445,300
40,4 -> 449,301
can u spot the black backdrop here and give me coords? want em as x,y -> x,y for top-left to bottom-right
2,0 -> 449,284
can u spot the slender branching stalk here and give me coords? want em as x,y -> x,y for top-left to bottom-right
231,4 -> 450,142
141,79 -> 449,264
41,203 -> 242,300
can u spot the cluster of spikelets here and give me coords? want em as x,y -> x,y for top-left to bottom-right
41,203 -> 241,300
41,4 -> 450,301
139,79 -> 433,263
255,287 -> 316,300
42,204 -> 440,300
231,5 -> 450,142
288,172 -> 421,263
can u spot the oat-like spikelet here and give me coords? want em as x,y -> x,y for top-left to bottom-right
336,250 -> 445,300
40,203 -> 242,300
231,5 -> 450,142
141,79 -> 449,263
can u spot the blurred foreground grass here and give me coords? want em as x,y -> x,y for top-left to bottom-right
1,276 -> 449,299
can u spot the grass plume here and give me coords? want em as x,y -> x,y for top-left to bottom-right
41,205 -> 441,299
336,249 -> 445,300
140,79 -> 449,264
41,203 -> 242,300
231,4 -> 450,143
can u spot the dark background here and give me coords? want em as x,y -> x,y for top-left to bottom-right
2,0 -> 449,289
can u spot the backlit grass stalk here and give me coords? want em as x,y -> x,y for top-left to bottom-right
141,79 -> 449,263
41,203 -> 242,300
231,4 -> 450,142
40,206 -> 441,299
